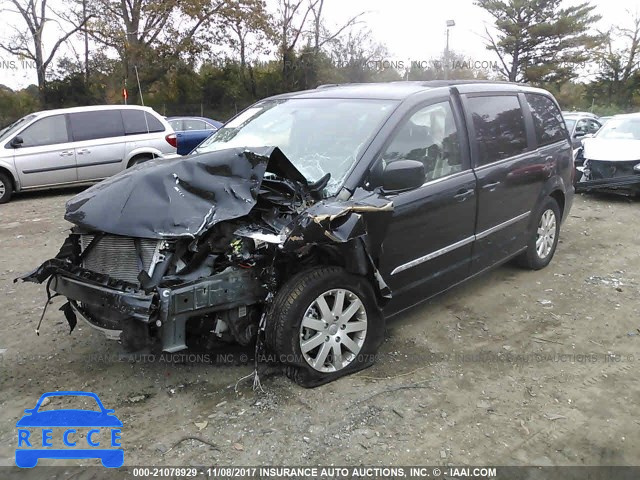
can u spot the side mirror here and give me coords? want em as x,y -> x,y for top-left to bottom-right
10,136 -> 23,148
573,130 -> 586,138
382,160 -> 425,192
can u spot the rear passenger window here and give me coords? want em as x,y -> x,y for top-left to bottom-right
18,115 -> 69,147
121,110 -> 165,135
468,95 -> 527,165
382,101 -> 462,183
183,119 -> 206,130
525,93 -> 566,146
168,119 -> 183,131
70,110 -> 124,141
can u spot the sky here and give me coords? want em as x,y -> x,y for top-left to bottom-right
0,0 -> 637,90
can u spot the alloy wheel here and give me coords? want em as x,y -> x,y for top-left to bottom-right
299,288 -> 368,373
536,209 -> 556,259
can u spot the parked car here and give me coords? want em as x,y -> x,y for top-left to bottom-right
0,105 -> 177,203
574,112 -> 640,196
21,81 -> 573,387
561,110 -> 599,119
167,116 -> 223,155
563,113 -> 602,149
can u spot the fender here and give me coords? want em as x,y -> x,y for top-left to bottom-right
527,174 -> 568,234
0,158 -> 21,192
124,146 -> 165,164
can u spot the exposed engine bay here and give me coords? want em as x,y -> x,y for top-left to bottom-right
18,147 -> 393,356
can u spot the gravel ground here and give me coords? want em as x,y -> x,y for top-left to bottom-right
0,188 -> 639,473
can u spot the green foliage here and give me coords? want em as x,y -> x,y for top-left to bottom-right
476,0 -> 602,84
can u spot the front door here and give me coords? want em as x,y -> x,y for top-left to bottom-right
372,99 -> 477,315
12,114 -> 77,188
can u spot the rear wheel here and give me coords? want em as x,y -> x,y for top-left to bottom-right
265,267 -> 384,387
0,172 -> 13,203
517,197 -> 560,270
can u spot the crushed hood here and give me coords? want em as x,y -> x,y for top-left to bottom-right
65,147 -> 308,239
582,138 -> 640,162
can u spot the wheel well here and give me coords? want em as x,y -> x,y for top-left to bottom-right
0,166 -> 16,190
127,153 -> 155,168
549,190 -> 565,218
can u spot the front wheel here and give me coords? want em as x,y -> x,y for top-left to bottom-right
0,172 -> 13,203
265,267 -> 384,387
516,197 -> 561,270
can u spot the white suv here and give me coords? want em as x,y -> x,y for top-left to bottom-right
0,105 -> 177,203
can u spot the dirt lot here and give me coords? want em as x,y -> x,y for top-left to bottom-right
0,188 -> 639,472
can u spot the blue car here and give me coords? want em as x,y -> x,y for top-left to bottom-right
167,116 -> 223,155
16,391 -> 123,468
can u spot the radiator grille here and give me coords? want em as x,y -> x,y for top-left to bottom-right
80,234 -> 158,284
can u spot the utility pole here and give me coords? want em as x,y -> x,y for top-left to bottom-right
83,0 -> 89,82
444,19 -> 455,80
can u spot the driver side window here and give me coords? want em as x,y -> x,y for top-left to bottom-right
379,101 -> 462,185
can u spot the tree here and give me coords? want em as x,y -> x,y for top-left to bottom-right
275,0 -> 319,89
477,0 -> 602,84
327,27 -> 398,83
588,11 -> 640,107
0,0 -> 91,104
87,0 -> 258,103
273,0 -> 365,89
218,0 -> 276,97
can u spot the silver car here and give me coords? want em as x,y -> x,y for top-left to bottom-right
0,105 -> 177,203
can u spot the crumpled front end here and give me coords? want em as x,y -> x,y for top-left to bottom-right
576,159 -> 640,195
19,147 -> 394,355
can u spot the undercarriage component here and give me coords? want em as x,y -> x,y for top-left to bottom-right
157,268 -> 267,352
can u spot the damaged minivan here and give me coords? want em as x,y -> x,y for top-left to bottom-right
20,81 -> 574,387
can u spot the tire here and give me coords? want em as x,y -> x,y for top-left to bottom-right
516,197 -> 561,270
265,267 -> 384,387
0,172 -> 13,203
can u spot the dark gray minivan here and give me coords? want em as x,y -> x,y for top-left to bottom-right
22,81 -> 574,387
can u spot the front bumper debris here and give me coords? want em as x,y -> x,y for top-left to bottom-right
25,259 -> 267,353
576,174 -> 640,194
576,158 -> 640,195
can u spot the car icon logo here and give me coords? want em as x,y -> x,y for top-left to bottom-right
15,391 -> 123,468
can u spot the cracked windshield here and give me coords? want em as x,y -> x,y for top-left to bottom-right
194,98 -> 397,194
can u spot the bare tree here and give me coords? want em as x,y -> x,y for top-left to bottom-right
0,0 -> 91,103
308,0 -> 365,54
275,0 -> 319,88
222,1 -> 275,97
593,10 -> 640,104
275,0 -> 365,88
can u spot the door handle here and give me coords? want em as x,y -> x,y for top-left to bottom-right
59,150 -> 74,156
454,188 -> 474,201
77,149 -> 91,155
482,181 -> 501,190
